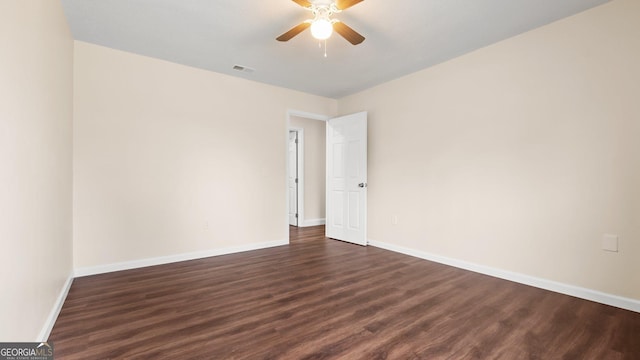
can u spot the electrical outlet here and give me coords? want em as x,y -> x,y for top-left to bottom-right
392,215 -> 399,225
602,234 -> 618,252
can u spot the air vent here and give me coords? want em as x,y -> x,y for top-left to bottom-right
232,64 -> 255,74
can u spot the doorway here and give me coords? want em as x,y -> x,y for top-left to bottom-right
286,111 -> 328,236
286,110 -> 368,245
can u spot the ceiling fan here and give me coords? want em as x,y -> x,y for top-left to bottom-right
276,0 -> 365,45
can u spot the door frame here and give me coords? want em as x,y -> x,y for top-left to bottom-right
288,128 -> 303,227
285,110 -> 329,240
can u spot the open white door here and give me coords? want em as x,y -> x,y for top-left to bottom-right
326,112 -> 367,246
288,131 -> 298,226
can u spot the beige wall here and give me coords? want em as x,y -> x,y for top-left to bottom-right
339,0 -> 640,300
290,116 -> 326,223
73,42 -> 337,269
0,1 -> 74,340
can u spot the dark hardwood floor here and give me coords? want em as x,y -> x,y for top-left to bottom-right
49,226 -> 640,359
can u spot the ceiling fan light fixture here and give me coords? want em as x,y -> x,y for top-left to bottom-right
310,18 -> 333,40
276,0 -> 365,46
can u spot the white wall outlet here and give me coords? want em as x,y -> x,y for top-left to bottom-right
602,234 -> 618,252
392,215 -> 399,225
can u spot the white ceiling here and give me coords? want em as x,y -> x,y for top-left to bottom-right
61,0 -> 610,99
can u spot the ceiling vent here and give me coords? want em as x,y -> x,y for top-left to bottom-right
232,64 -> 255,74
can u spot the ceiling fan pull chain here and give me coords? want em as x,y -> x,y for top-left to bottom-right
324,39 -> 328,58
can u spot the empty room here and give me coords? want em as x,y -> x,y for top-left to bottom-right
1,0 -> 639,358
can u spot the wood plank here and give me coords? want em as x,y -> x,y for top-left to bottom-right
49,226 -> 640,359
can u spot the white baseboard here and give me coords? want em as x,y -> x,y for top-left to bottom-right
301,218 -> 326,227
39,273 -> 74,341
74,239 -> 288,277
368,239 -> 640,314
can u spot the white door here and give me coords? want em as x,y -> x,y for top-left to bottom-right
326,112 -> 367,245
288,131 -> 298,226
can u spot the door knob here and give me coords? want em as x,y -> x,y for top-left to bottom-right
358,183 -> 367,188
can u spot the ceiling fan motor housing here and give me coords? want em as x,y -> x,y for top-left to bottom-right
310,0 -> 335,7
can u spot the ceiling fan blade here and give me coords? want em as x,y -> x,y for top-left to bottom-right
333,21 -> 365,45
276,22 -> 312,42
291,0 -> 312,8
335,0 -> 364,10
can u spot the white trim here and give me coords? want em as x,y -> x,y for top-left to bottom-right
296,130 -> 305,227
74,240 -> 287,277
302,218 -> 326,227
287,110 -> 330,122
369,239 -> 640,314
39,273 -> 74,341
289,128 -> 305,227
